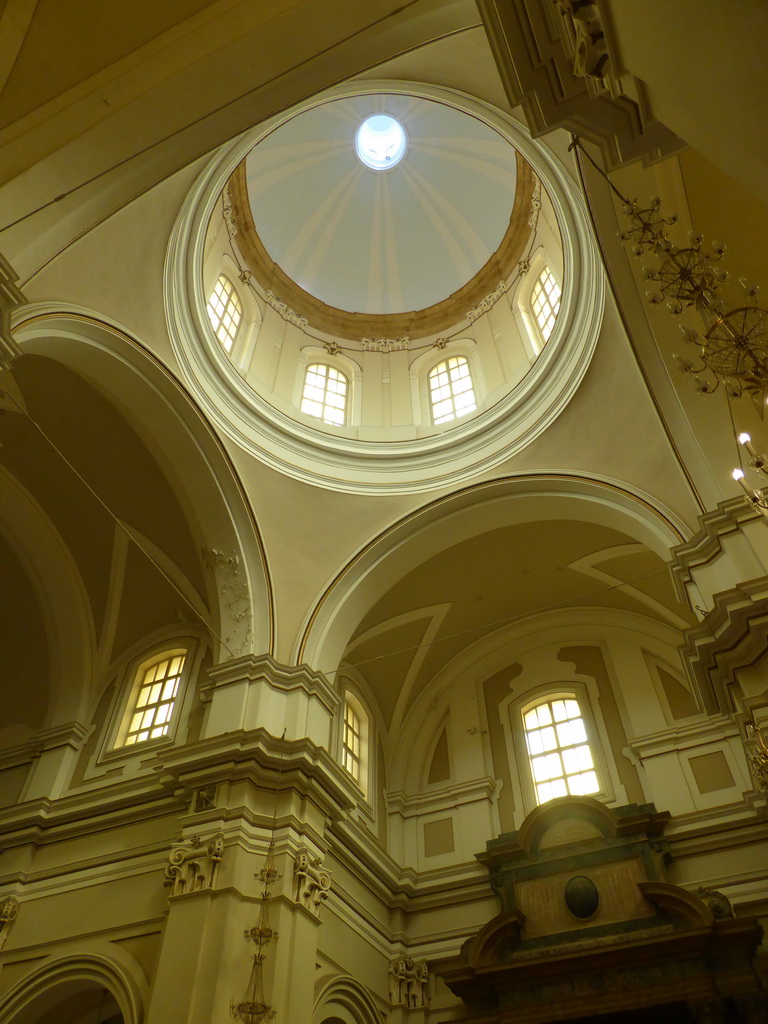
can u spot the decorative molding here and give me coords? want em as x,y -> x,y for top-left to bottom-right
265,290 -> 308,330
361,336 -> 410,352
467,281 -> 507,323
388,957 -> 429,1008
322,340 -> 342,356
477,0 -> 683,168
677,579 -> 768,714
222,187 -> 238,239
556,0 -> 610,81
527,184 -> 541,229
387,777 -> 499,818
0,896 -> 18,950
202,653 -> 339,716
293,847 -> 331,917
164,832 -> 224,896
667,496 -> 763,604
0,254 -> 24,368
626,714 -> 739,760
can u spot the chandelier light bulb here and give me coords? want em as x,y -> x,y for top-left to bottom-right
738,433 -> 751,446
732,468 -> 745,481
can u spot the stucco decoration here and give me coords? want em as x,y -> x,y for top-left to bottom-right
293,847 -> 331,917
0,895 -> 18,950
164,832 -> 224,896
203,548 -> 252,659
388,957 -> 429,1008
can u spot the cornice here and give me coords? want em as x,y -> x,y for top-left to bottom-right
668,496 -> 762,603
386,777 -> 499,818
229,153 -> 536,342
201,652 -> 339,715
678,579 -> 768,713
0,722 -> 91,770
476,0 -> 683,169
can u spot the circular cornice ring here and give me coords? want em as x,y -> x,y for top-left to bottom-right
165,81 -> 604,495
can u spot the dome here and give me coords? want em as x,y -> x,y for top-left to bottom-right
165,83 -> 603,493
239,94 -> 519,316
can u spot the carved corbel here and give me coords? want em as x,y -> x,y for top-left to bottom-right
0,896 -> 19,950
164,832 -> 224,897
293,847 -> 331,917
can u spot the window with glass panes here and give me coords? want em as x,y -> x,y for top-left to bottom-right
523,696 -> 599,804
300,364 -> 348,425
342,701 -> 362,781
122,652 -> 185,746
206,275 -> 242,352
428,356 -> 477,424
530,267 -> 561,342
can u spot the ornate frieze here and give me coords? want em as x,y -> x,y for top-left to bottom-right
388,957 -> 429,1008
265,291 -> 308,329
164,833 -> 224,896
467,281 -> 507,323
361,336 -> 410,353
293,847 -> 331,917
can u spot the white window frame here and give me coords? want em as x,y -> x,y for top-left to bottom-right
529,266 -> 562,345
98,637 -> 200,765
206,274 -> 243,353
520,690 -> 601,805
426,354 -> 478,425
115,648 -> 188,748
514,250 -> 564,358
501,678 -> 625,820
340,690 -> 369,796
300,362 -> 350,426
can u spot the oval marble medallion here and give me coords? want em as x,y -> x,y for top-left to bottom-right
564,875 -> 599,919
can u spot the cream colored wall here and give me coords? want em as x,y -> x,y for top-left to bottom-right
1,8 -> 768,1023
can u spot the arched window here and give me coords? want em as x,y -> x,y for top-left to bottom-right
117,649 -> 187,747
301,363 -> 349,425
206,275 -> 243,352
522,694 -> 599,805
341,691 -> 369,795
530,266 -> 561,343
428,355 -> 477,424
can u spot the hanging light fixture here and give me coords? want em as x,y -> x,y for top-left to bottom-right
230,838 -> 280,1024
231,737 -> 285,1024
570,137 -> 768,397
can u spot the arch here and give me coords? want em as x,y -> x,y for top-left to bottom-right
10,304 -> 273,659
0,943 -> 148,1024
0,464 -> 95,725
389,605 -> 686,804
296,474 -> 689,673
313,974 -> 382,1024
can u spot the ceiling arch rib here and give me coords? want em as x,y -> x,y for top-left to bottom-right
297,474 -> 690,677
10,304 -> 274,660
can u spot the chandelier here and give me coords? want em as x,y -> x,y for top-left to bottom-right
570,138 -> 768,397
230,840 -> 280,1023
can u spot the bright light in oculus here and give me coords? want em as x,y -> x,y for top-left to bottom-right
355,115 -> 407,170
